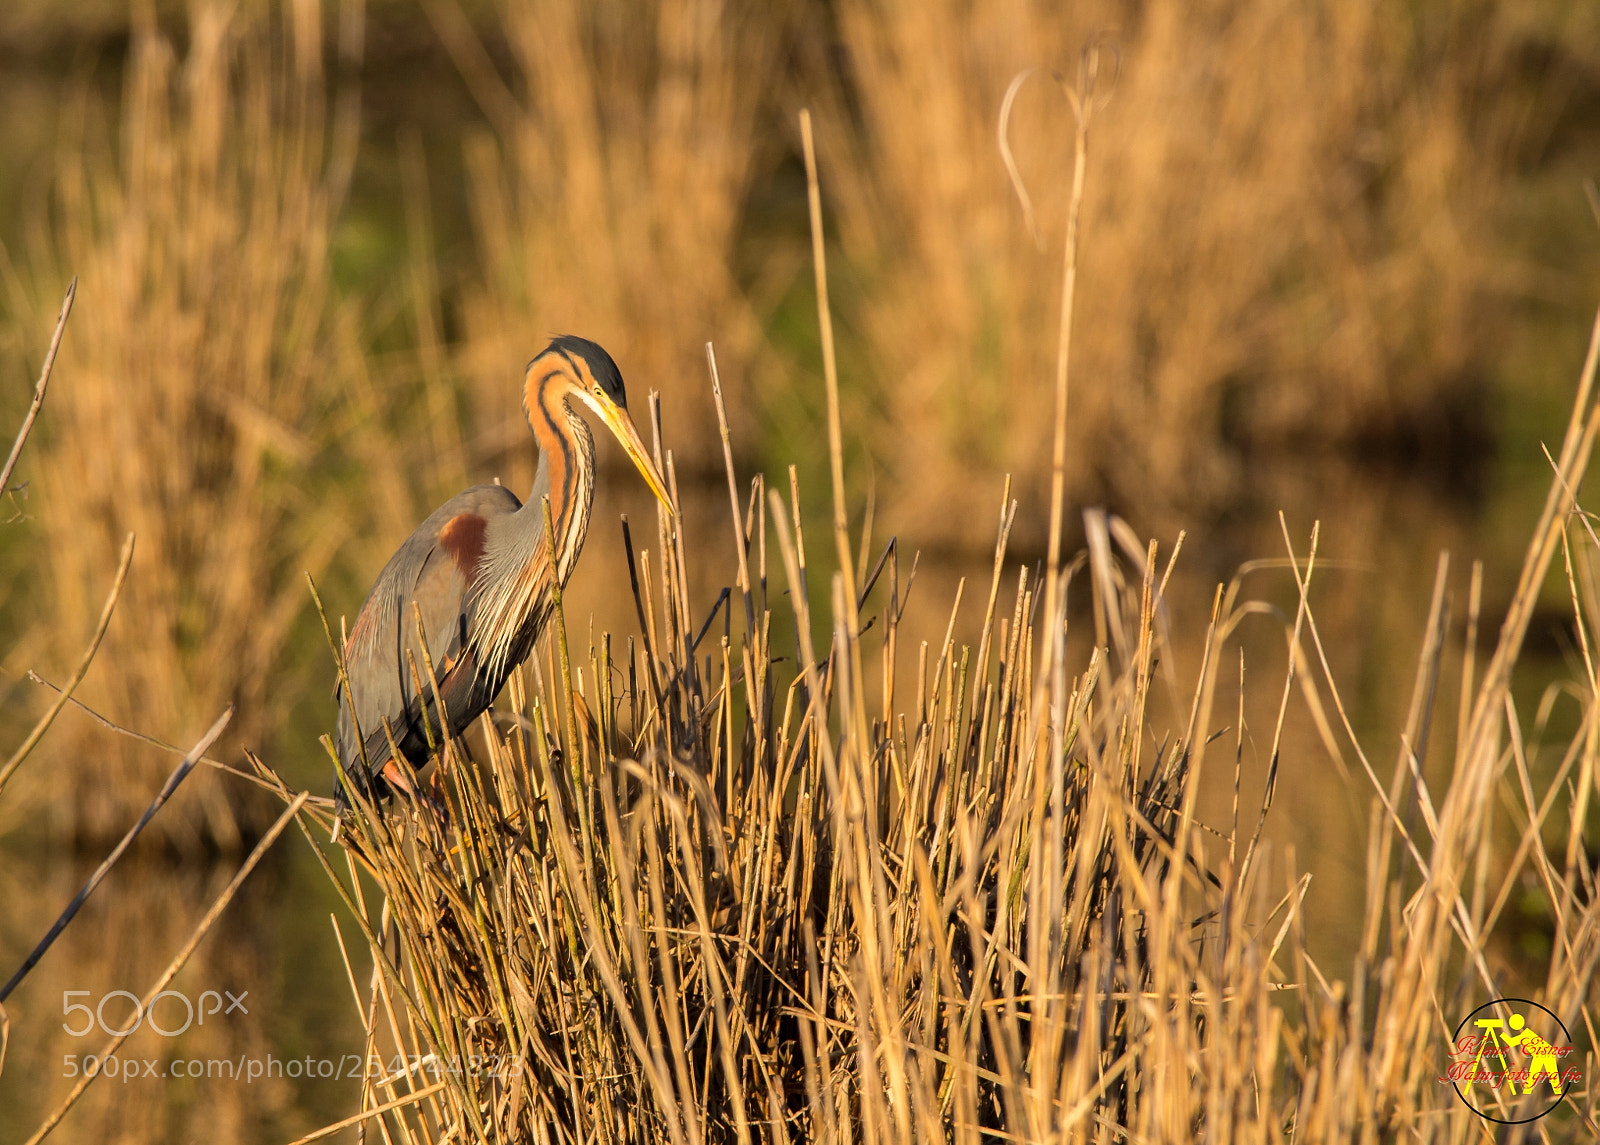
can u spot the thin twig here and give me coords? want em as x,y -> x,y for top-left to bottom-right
22,791 -> 304,1145
282,1079 -> 449,1145
0,532 -> 135,796
21,672 -> 306,798
0,706 -> 234,1004
1,277 -> 76,497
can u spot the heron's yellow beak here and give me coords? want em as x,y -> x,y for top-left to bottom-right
589,395 -> 674,514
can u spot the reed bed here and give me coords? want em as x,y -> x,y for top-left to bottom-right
2,0 -> 1591,846
0,3 -> 1596,1140
251,301 -> 1600,1140
803,0 -> 1517,549
442,0 -> 786,470
1,0 -> 359,848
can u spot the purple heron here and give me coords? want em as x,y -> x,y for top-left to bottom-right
333,335 -> 671,812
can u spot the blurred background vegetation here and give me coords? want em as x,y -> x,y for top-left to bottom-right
0,0 -> 1598,1137
2,0 -> 1599,810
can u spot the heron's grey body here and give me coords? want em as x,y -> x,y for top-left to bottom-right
334,484 -> 520,803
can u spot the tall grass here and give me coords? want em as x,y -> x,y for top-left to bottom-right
0,278 -> 323,1141
0,4 -> 1594,1141
804,0 -> 1513,549
262,297 -> 1599,1138
1,0 -> 357,847
0,0 -> 1589,843
433,0 -> 786,473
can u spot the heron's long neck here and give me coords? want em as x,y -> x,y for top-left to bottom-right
472,378 -> 597,686
526,387 -> 596,586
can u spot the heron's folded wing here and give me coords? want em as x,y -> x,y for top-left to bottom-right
338,486 -> 522,772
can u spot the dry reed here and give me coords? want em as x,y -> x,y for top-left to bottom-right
255,299 -> 1600,1138
2,0 -> 358,848
0,4 -> 1595,1138
434,0 -> 787,474
0,275 -> 322,1142
0,0 -> 1584,849
803,0 -> 1511,549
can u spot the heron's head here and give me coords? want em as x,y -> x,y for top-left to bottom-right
525,335 -> 673,511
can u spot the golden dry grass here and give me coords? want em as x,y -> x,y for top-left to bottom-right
1,0 -> 1588,834
247,76 -> 1596,1134
0,3 -> 1597,1139
252,299 -> 1599,1139
804,0 -> 1510,549
440,0 -> 787,471
1,1 -> 357,847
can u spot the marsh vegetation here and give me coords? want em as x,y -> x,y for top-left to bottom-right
0,1 -> 1598,1140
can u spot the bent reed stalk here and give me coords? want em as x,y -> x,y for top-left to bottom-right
254,311 -> 1600,1143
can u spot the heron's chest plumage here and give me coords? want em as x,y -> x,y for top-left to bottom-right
467,404 -> 596,688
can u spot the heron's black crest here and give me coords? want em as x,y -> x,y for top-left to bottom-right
541,335 -> 629,409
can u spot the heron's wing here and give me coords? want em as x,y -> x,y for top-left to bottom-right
336,484 -> 522,785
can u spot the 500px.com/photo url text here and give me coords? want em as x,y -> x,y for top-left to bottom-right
61,1053 -> 526,1084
